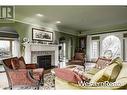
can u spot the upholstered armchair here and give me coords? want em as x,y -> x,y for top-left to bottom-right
2,57 -> 44,89
68,53 -> 85,66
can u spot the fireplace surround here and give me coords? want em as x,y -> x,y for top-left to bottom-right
23,43 -> 59,67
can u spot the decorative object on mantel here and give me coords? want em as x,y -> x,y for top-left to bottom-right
32,40 -> 52,45
32,28 -> 53,42
32,40 -> 38,44
48,42 -> 53,44
41,41 -> 48,44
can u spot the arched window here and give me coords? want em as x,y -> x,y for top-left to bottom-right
102,35 -> 121,58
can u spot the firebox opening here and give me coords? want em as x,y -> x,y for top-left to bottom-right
37,55 -> 55,70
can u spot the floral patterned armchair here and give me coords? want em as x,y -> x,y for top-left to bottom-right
2,57 -> 44,89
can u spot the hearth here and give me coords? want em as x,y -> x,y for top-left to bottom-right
37,55 -> 55,70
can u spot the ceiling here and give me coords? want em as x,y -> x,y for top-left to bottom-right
15,6 -> 127,32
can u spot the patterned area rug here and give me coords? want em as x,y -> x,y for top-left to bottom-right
40,73 -> 55,90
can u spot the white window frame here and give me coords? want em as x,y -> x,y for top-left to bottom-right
0,39 -> 12,60
91,40 -> 100,59
124,38 -> 127,61
102,35 -> 121,58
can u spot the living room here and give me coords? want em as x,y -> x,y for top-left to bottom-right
0,6 -> 127,90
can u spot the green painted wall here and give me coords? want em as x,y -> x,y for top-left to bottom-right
56,32 -> 78,59
0,22 -> 27,41
1,21 -> 127,59
0,21 -> 78,59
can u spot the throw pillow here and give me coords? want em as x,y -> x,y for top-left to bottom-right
72,66 -> 90,82
54,68 -> 83,84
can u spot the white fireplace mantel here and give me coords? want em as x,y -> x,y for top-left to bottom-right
23,43 -> 59,66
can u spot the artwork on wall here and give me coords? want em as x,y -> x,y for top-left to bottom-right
79,36 -> 86,49
32,28 -> 53,42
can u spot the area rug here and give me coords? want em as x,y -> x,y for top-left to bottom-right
40,73 -> 55,90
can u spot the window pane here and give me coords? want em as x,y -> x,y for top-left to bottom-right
102,35 -> 121,58
92,41 -> 99,58
0,40 -> 11,59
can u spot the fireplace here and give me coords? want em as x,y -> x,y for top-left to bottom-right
23,43 -> 59,67
37,55 -> 55,70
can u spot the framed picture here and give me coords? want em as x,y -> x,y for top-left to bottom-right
32,28 -> 53,42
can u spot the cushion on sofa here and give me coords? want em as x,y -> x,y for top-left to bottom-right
104,63 -> 122,82
82,72 -> 94,79
54,68 -> 83,84
87,67 -> 100,75
90,68 -> 108,83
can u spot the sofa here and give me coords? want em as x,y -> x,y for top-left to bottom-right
55,57 -> 127,90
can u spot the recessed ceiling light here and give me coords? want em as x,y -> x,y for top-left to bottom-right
56,21 -> 61,24
36,14 -> 44,17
